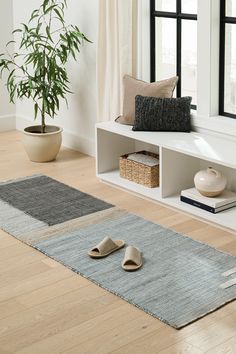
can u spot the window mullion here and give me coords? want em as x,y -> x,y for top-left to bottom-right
176,0 -> 181,97
150,0 -> 155,82
219,0 -> 225,115
219,0 -> 236,118
177,17 -> 182,97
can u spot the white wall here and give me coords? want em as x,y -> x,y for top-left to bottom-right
0,0 -> 16,131
13,0 -> 98,156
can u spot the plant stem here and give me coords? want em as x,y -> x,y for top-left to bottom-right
41,102 -> 46,133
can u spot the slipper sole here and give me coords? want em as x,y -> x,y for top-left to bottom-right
122,263 -> 143,272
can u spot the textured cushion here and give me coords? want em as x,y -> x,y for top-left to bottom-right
132,95 -> 192,132
116,75 -> 178,125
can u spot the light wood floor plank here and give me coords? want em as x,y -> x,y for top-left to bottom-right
0,299 -> 27,321
0,260 -> 54,287
183,311 -> 236,351
13,305 -> 148,354
0,293 -> 123,352
157,341 -> 203,354
94,325 -> 181,354
205,335 -> 236,354
0,251 -> 48,274
62,316 -> 165,354
0,243 -> 35,262
0,267 -> 73,303
0,232 -> 19,248
0,282 -> 118,339
17,275 -> 90,308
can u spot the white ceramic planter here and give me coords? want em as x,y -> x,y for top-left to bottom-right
194,167 -> 227,197
23,125 -> 63,162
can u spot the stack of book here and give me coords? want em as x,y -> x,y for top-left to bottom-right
180,188 -> 236,213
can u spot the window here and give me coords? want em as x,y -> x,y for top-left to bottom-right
220,0 -> 236,118
150,0 -> 197,108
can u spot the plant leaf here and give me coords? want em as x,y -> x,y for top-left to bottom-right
6,40 -> 16,47
12,28 -> 22,34
46,26 -> 53,42
53,8 -> 64,23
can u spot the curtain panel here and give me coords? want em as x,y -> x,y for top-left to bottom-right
97,0 -> 138,122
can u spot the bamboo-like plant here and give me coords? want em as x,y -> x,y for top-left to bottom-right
0,0 -> 91,133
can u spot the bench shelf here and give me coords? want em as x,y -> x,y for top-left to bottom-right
96,121 -> 236,231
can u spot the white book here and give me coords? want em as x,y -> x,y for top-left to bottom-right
181,188 -> 236,208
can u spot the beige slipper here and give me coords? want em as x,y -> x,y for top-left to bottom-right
88,236 -> 125,258
122,246 -> 142,271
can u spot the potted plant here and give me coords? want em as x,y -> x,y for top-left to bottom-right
0,0 -> 91,162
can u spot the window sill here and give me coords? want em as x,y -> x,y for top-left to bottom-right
191,112 -> 236,141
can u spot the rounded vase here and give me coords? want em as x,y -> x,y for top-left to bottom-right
194,167 -> 227,197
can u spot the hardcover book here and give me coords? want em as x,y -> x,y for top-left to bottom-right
180,188 -> 236,213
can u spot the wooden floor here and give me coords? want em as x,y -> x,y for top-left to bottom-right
0,130 -> 236,354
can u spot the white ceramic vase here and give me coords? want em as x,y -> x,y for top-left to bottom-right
194,167 -> 227,197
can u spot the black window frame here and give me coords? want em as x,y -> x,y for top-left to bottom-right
150,0 -> 197,109
219,0 -> 236,118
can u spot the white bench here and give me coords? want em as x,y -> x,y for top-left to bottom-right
96,121 -> 236,231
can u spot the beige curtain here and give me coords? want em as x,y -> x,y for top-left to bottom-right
97,0 -> 138,122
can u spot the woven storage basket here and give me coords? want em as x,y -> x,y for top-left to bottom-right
119,151 -> 159,188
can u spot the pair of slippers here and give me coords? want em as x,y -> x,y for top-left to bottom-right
88,236 -> 142,271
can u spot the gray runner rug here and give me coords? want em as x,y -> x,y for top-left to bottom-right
0,174 -> 236,329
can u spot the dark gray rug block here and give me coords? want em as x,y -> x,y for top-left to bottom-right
0,175 -> 113,226
34,212 -> 236,329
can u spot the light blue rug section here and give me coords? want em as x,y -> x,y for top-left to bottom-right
0,200 -> 47,239
34,212 -> 236,329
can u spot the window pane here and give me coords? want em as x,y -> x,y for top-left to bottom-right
182,0 -> 197,14
155,0 -> 176,12
155,18 -> 176,87
226,0 -> 236,17
181,20 -> 197,105
224,23 -> 236,114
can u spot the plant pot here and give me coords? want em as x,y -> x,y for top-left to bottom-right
23,125 -> 63,162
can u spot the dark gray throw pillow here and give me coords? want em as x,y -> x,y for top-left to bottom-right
132,95 -> 192,132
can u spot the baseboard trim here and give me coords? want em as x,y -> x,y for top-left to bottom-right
15,115 -> 95,157
0,114 -> 16,132
62,130 -> 95,157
